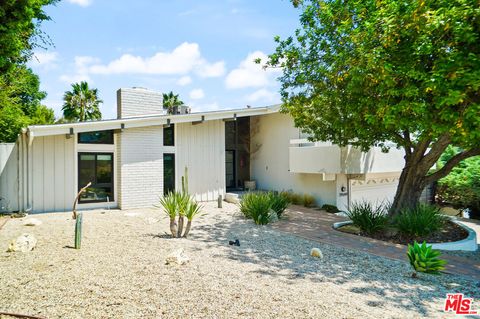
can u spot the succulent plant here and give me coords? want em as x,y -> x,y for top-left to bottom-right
407,241 -> 447,276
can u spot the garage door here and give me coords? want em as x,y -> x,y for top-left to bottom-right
350,176 -> 399,206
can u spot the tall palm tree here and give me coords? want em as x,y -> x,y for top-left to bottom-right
62,81 -> 102,122
162,91 -> 184,115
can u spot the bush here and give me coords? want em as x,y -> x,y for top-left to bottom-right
346,201 -> 388,235
322,204 -> 340,214
436,155 -> 480,217
302,194 -> 316,208
394,204 -> 446,237
240,192 -> 290,224
268,192 -> 290,218
407,241 -> 447,275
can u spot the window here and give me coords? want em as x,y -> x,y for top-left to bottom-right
163,125 -> 174,146
78,130 -> 114,144
78,153 -> 114,203
163,153 -> 175,195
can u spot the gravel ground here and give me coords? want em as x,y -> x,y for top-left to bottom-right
0,202 -> 479,319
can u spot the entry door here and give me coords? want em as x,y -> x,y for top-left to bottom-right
225,150 -> 236,189
163,153 -> 175,195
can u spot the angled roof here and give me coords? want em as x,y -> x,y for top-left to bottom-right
25,104 -> 281,139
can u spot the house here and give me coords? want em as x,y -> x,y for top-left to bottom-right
0,87 -> 405,214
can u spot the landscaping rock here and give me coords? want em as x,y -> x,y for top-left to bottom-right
124,212 -> 140,217
269,210 -> 279,223
310,248 -> 323,259
7,234 -> 37,252
165,248 -> 189,265
23,218 -> 42,226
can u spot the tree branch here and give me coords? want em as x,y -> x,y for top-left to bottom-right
425,148 -> 480,184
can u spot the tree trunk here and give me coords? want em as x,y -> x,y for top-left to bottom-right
389,164 -> 427,215
169,218 -> 177,238
183,221 -> 192,238
177,215 -> 184,237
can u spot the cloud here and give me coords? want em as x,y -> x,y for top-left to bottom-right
59,55 -> 98,84
190,102 -> 221,112
225,51 -> 279,89
59,73 -> 91,84
177,76 -> 192,86
195,61 -> 225,78
189,89 -> 205,100
246,88 -> 279,103
87,42 -> 224,77
66,0 -> 92,7
32,51 -> 58,66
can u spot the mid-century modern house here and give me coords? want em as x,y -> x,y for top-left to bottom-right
0,87 -> 405,214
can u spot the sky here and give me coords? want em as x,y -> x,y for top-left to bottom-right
28,0 -> 300,119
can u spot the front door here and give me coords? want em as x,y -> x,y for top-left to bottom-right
225,150 -> 236,189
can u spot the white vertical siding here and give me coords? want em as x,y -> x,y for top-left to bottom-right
176,120 -> 225,201
30,135 -> 76,213
0,143 -> 19,211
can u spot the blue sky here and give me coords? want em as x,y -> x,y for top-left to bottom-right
29,0 -> 299,119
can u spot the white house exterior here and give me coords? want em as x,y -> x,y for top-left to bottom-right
0,87 -> 405,214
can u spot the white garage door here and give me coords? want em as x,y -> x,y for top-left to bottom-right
350,176 -> 399,207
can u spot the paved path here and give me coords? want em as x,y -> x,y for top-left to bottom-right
271,205 -> 480,280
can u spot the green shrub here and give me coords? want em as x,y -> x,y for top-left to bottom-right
322,204 -> 340,214
394,204 -> 446,237
268,192 -> 290,218
346,201 -> 388,235
239,192 -> 275,225
302,194 -> 316,208
407,241 -> 447,275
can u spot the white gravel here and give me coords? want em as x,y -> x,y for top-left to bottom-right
0,202 -> 478,319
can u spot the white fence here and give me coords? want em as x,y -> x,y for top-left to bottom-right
0,143 -> 18,212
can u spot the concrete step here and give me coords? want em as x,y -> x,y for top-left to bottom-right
225,193 -> 240,204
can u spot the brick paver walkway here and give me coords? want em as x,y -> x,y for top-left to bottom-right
271,205 -> 480,280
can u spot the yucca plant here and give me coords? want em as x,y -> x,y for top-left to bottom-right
407,241 -> 447,277
176,192 -> 190,237
346,201 -> 388,235
158,192 -> 178,237
183,199 -> 203,238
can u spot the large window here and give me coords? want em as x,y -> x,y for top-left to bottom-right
78,153 -> 114,203
163,125 -> 174,146
163,153 -> 175,195
78,130 -> 114,144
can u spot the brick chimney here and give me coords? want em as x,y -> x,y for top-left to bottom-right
116,87 -> 164,119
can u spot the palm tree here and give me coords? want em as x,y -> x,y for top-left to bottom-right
62,81 -> 102,122
162,91 -> 183,114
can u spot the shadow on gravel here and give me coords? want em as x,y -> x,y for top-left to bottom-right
185,211 -> 479,318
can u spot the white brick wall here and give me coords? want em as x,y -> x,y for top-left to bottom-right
117,87 -> 164,119
117,126 -> 164,209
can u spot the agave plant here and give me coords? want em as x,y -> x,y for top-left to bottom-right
407,241 -> 447,276
158,192 -> 178,237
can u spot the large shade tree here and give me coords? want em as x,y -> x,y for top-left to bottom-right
264,0 -> 480,214
62,81 -> 103,122
162,91 -> 184,114
0,0 -> 57,142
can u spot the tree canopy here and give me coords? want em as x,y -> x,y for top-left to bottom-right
0,0 -> 57,142
62,81 -> 103,122
264,0 -> 480,212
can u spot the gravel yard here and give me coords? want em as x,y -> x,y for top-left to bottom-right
0,202 -> 478,319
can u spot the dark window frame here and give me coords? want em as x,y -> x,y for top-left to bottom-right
163,153 -> 175,195
163,125 -> 175,146
78,130 -> 114,145
78,152 -> 114,203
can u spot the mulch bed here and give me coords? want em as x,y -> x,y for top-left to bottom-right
338,220 -> 469,246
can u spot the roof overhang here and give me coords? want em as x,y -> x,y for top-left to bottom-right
26,105 -> 280,139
